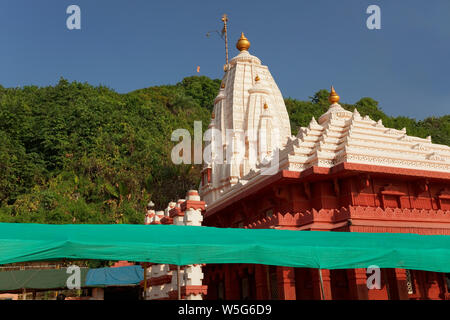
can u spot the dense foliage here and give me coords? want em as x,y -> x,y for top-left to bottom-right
0,77 -> 448,224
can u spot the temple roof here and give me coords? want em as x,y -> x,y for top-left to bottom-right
279,89 -> 450,173
201,37 -> 450,209
205,88 -> 450,211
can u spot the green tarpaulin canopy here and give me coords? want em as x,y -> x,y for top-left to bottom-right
0,223 -> 449,272
0,268 -> 89,292
0,266 -> 144,292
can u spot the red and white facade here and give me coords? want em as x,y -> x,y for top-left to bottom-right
141,34 -> 450,300
142,190 -> 207,300
199,34 -> 450,300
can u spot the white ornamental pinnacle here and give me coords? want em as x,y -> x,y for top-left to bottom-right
186,190 -> 201,201
172,199 -> 185,226
165,202 -> 176,216
144,194 -> 206,300
184,208 -> 203,226
184,265 -> 204,286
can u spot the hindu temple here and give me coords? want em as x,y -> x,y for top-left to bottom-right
143,32 -> 450,300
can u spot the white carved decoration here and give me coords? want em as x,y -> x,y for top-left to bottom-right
144,190 -> 205,300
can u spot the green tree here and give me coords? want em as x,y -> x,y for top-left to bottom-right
0,77 -> 448,224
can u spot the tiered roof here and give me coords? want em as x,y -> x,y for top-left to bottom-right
280,96 -> 450,173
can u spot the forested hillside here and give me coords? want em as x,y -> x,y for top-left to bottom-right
0,76 -> 448,224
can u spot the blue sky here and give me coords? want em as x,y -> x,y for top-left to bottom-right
0,0 -> 449,119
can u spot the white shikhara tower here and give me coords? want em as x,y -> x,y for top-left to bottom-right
201,33 -> 292,205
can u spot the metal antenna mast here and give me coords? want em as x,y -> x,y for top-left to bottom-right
221,14 -> 229,65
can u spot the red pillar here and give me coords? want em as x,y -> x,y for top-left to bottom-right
347,268 -> 369,300
276,267 -> 296,300
255,265 -> 270,300
312,269 -> 332,300
224,265 -> 240,300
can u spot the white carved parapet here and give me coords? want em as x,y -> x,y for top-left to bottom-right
184,208 -> 203,226
143,190 -> 206,300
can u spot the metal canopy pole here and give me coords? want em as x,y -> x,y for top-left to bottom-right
318,268 -> 326,300
177,265 -> 181,300
221,14 -> 229,66
143,263 -> 147,300
266,266 -> 271,299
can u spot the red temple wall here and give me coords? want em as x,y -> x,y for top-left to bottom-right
203,172 -> 450,300
204,265 -> 449,300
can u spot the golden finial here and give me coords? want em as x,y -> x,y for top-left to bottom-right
221,82 -> 225,88
211,111 -> 215,119
255,75 -> 260,82
329,86 -> 340,104
263,103 -> 269,109
236,32 -> 251,51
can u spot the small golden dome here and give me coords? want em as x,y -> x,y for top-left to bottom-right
255,75 -> 260,82
236,32 -> 251,51
263,103 -> 269,109
211,111 -> 215,119
329,86 -> 340,104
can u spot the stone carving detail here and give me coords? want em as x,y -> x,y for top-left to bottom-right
398,134 -> 413,142
244,206 -> 450,230
412,143 -> 429,151
385,128 -> 403,136
345,154 -> 450,170
375,119 -> 384,127
427,152 -> 445,162
243,205 -> 450,230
